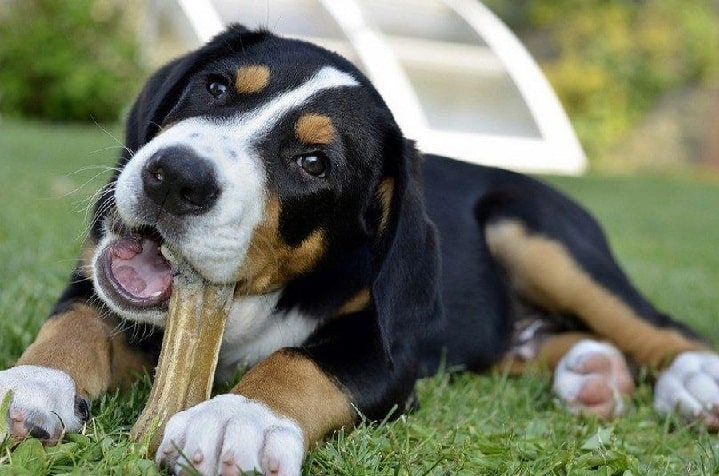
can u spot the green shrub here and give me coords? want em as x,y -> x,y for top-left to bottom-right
0,0 -> 144,123
485,0 -> 719,159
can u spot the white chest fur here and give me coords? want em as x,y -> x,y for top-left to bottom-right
215,290 -> 319,382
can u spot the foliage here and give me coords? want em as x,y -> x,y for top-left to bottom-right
2,120 -> 719,473
0,0 -> 144,122
485,0 -> 719,159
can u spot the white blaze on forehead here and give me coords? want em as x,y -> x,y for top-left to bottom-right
235,65 -> 359,140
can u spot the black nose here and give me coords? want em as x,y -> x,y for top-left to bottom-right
142,146 -> 220,215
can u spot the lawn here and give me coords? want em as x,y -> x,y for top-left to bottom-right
1,119 -> 718,474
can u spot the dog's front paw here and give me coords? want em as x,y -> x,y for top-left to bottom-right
0,365 -> 88,444
157,394 -> 304,476
654,351 -> 719,429
553,340 -> 635,419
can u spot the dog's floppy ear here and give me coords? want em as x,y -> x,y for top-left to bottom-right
370,136 -> 444,363
122,57 -> 192,154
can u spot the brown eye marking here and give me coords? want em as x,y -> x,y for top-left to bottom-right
235,65 -> 271,94
295,113 -> 336,145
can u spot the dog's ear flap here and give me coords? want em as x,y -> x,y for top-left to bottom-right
370,137 -> 443,363
122,56 -> 193,153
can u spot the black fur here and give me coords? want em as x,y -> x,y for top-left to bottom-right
422,154 -> 703,373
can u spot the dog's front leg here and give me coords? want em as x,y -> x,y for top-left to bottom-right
157,350 -> 346,476
157,311 -> 414,476
0,302 -> 152,443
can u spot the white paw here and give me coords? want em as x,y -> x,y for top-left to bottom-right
553,340 -> 634,419
654,351 -> 719,428
157,394 -> 304,476
0,365 -> 87,444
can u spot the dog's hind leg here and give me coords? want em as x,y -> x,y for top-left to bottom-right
480,188 -> 712,422
484,219 -> 708,368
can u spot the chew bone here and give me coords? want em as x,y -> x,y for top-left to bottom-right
131,247 -> 235,453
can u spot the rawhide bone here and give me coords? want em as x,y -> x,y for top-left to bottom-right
131,246 -> 235,453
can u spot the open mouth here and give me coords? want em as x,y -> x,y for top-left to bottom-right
97,227 -> 173,311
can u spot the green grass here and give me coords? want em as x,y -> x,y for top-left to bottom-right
1,119 -> 719,474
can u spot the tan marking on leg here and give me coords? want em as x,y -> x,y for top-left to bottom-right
375,178 -> 394,235
337,288 -> 370,316
295,114 -> 335,145
486,220 -> 707,369
16,303 -> 152,398
536,333 -> 593,371
238,196 -> 326,294
235,65 -> 270,94
234,349 -> 354,450
495,332 -> 594,374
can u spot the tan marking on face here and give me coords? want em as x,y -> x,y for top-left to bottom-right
16,303 -> 152,398
234,349 -> 355,450
485,220 -> 708,370
235,65 -> 271,94
78,238 -> 97,281
295,113 -> 336,145
237,196 -> 326,294
376,178 -> 394,235
337,288 -> 370,316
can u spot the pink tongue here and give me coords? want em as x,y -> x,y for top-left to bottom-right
110,238 -> 172,299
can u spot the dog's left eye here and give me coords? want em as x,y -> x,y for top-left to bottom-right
295,153 -> 327,178
206,77 -> 228,98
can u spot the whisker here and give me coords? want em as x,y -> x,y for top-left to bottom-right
79,183 -> 114,217
93,120 -> 134,158
77,189 -> 116,242
67,164 -> 120,175
88,145 -> 129,155
48,169 -> 116,204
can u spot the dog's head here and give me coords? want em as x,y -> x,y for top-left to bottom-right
90,25 -> 441,353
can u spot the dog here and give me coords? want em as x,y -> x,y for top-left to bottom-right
1,25 -> 717,475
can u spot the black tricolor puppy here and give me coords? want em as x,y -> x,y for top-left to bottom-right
2,25 -> 718,475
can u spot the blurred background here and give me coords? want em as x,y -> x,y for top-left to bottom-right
0,0 -> 718,175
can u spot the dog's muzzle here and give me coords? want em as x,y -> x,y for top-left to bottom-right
95,146 -> 224,313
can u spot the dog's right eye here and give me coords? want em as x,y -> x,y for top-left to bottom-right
206,77 -> 228,98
